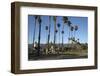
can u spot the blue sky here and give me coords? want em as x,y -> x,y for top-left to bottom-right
28,15 -> 88,44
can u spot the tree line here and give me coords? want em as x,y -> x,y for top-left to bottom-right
32,15 -> 79,56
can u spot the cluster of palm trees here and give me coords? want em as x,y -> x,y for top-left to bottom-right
32,15 -> 79,56
62,17 -> 79,43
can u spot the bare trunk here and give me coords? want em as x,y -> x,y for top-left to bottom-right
59,28 -> 60,50
33,18 -> 36,47
37,17 -> 41,56
48,16 -> 51,51
53,17 -> 57,51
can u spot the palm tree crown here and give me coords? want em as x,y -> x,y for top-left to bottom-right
45,26 -> 48,30
63,17 -> 68,23
57,23 -> 60,28
38,16 -> 42,23
68,21 -> 72,27
55,29 -> 58,33
35,16 -> 38,20
71,26 -> 74,31
75,25 -> 78,31
61,30 -> 64,34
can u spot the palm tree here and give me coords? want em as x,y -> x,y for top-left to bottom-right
77,38 -> 79,42
74,25 -> 78,40
61,30 -> 64,47
37,16 -> 42,56
45,25 -> 49,54
47,16 -> 51,51
70,26 -> 74,43
53,16 -> 57,50
33,16 -> 38,48
63,17 -> 68,23
62,17 -> 68,45
55,29 -> 58,43
67,21 -> 72,43
45,25 -> 48,44
57,23 -> 61,49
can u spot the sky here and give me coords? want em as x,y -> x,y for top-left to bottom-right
28,15 -> 88,44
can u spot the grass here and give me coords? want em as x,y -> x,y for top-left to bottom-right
28,48 -> 88,60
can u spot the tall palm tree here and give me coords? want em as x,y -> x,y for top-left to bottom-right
62,17 -> 68,45
77,38 -> 79,43
61,30 -> 64,47
45,25 -> 48,44
45,25 -> 49,54
74,25 -> 78,40
33,16 -> 38,47
53,16 -> 57,50
57,23 -> 61,49
55,29 -> 58,44
47,16 -> 51,51
70,26 -> 74,43
67,21 -> 72,43
37,16 -> 42,56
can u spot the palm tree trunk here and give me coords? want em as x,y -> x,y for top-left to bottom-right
62,33 -> 63,48
68,28 -> 70,43
54,23 -> 56,51
54,24 -> 56,45
37,16 -> 42,56
48,16 -> 51,51
74,30 -> 76,41
46,29 -> 48,44
53,17 -> 56,51
33,17 -> 36,47
59,28 -> 60,50
62,22 -> 64,50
